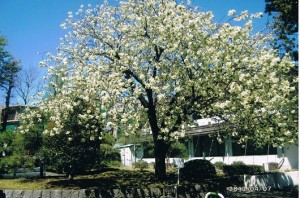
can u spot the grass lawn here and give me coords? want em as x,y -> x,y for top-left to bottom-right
0,168 -> 179,190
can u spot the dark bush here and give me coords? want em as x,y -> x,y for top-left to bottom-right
223,164 -> 264,176
180,159 -> 216,181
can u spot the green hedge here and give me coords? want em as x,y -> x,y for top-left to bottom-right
180,159 -> 216,181
223,164 -> 264,176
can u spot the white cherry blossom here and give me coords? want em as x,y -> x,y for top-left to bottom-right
19,0 -> 297,179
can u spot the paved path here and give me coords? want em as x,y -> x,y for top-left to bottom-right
225,186 -> 298,198
1,171 -> 63,178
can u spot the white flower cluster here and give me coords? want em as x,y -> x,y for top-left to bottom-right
20,0 -> 297,147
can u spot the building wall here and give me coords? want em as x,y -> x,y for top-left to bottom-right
285,144 -> 299,169
277,144 -> 299,170
190,155 -> 283,166
0,105 -> 33,131
129,134 -> 298,171
120,147 -> 134,167
118,144 -> 144,167
187,136 -> 298,170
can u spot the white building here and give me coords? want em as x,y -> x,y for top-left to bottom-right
115,118 -> 298,171
186,118 -> 298,171
114,144 -> 144,167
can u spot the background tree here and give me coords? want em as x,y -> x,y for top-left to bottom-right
19,69 -> 108,180
167,141 -> 188,159
143,140 -> 188,159
0,36 -> 10,71
99,133 -> 121,167
265,0 -> 298,61
16,66 -> 42,105
0,61 -> 21,131
34,0 -> 297,180
0,131 -> 34,176
0,36 -> 21,131
22,121 -> 43,157
264,0 -> 298,125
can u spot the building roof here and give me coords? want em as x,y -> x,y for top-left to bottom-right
186,124 -> 224,136
186,118 -> 225,136
114,144 -> 141,149
1,105 -> 37,109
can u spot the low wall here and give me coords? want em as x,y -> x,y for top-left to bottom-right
2,172 -> 296,197
0,182 -> 230,198
244,171 -> 299,189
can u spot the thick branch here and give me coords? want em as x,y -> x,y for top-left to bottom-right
123,69 -> 146,89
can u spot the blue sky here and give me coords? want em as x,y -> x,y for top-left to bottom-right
0,0 -> 269,72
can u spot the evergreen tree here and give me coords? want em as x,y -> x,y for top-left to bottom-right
0,36 -> 21,131
265,0 -> 298,61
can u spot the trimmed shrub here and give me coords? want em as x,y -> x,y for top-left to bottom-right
268,162 -> 279,170
180,159 -> 216,181
223,164 -> 264,176
231,161 -> 246,166
214,161 -> 226,170
246,165 -> 265,174
133,160 -> 148,171
107,160 -> 121,168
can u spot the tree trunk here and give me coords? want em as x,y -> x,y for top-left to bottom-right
1,108 -> 8,132
39,162 -> 44,178
68,173 -> 74,181
148,113 -> 169,180
2,86 -> 12,131
145,88 -> 170,180
154,139 -> 169,180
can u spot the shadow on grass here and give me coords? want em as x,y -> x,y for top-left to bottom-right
3,170 -> 298,197
44,169 -> 178,189
16,168 -> 235,190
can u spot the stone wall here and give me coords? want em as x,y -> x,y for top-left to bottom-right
1,173 -> 297,197
0,183 -> 227,198
0,175 -> 246,198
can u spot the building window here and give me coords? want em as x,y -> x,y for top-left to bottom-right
7,109 -> 17,121
232,141 -> 277,156
193,135 -> 225,157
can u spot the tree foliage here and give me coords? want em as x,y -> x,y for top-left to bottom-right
0,131 -> 34,176
167,141 -> 188,158
143,140 -> 188,158
265,0 -> 298,60
0,36 -> 10,70
21,0 -> 297,179
0,36 -> 21,131
99,133 -> 121,167
19,88 -> 105,179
